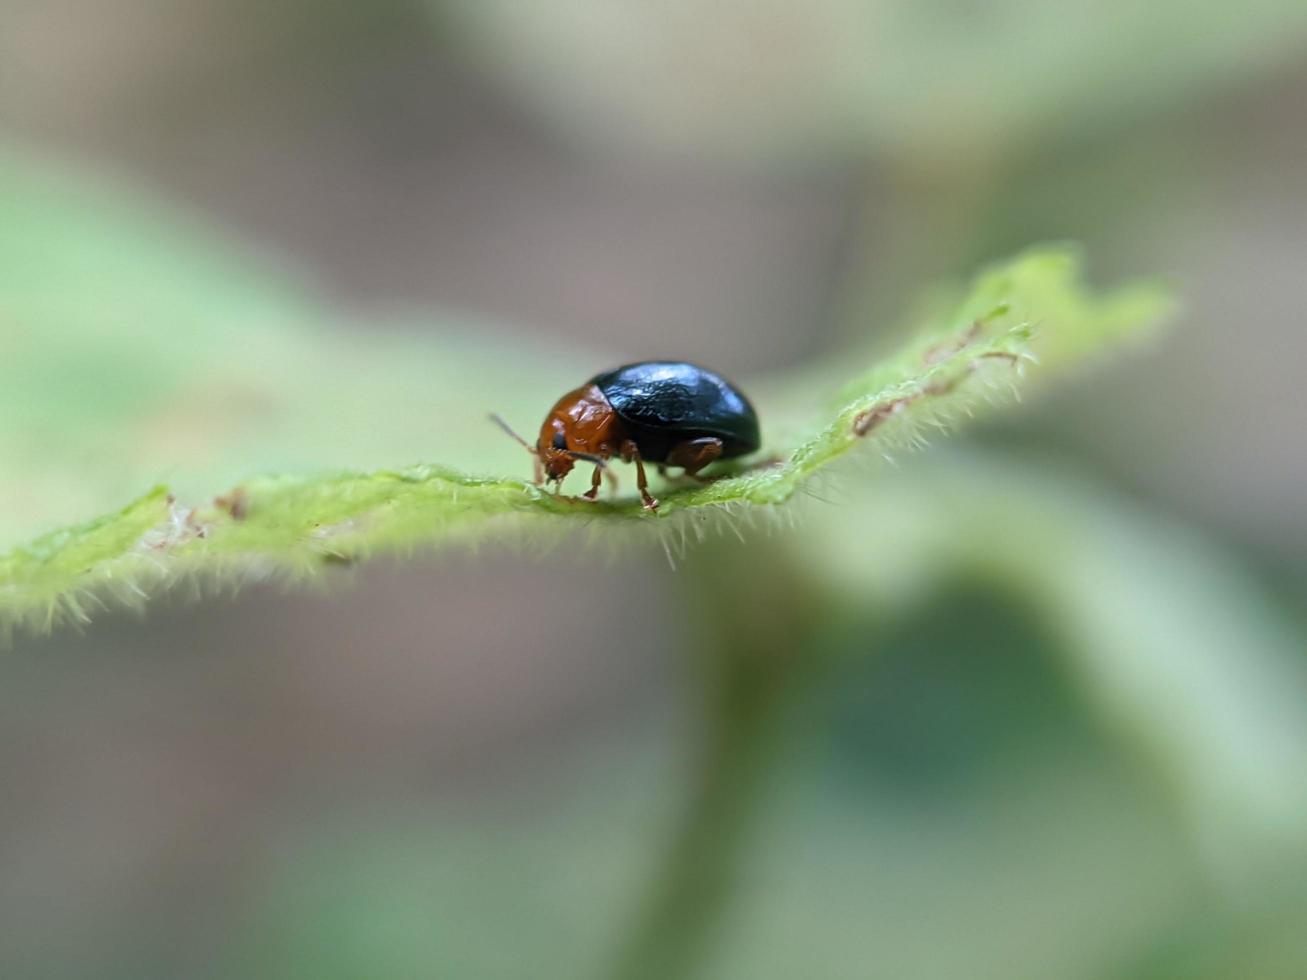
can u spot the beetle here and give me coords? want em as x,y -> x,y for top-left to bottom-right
492,361 -> 760,511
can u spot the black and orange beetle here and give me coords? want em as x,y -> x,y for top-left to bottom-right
493,361 -> 760,511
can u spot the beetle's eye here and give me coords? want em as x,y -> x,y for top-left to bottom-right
551,431 -> 568,450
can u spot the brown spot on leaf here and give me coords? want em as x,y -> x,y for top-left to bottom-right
853,396 -> 910,437
923,320 -> 983,365
215,487 -> 249,521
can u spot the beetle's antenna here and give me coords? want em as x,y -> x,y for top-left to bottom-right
564,449 -> 607,469
489,413 -> 536,455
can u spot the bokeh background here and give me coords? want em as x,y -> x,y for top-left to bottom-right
3,2 -> 1307,978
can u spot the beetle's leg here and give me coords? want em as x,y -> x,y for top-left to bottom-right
620,440 -> 659,511
532,455 -> 545,485
665,437 -> 724,482
582,464 -> 604,500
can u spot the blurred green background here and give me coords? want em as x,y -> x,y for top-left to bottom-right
2,2 -> 1307,978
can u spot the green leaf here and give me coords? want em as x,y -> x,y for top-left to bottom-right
0,145 -> 1173,637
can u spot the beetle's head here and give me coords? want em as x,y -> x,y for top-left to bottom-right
540,449 -> 576,482
489,413 -> 603,486
539,426 -> 611,483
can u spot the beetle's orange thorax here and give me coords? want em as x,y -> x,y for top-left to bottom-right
537,383 -> 625,479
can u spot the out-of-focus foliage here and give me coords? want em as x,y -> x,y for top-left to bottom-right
801,451 -> 1307,883
437,0 -> 1307,161
215,454 -> 1307,979
0,144 -> 1171,637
